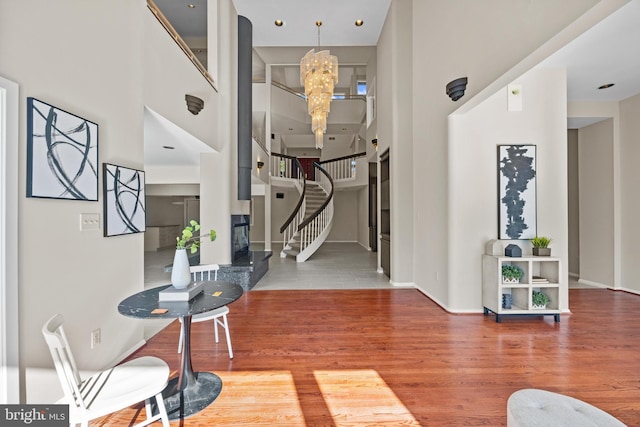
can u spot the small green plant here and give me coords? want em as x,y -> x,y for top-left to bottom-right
530,236 -> 552,248
532,290 -> 550,306
502,264 -> 524,280
176,220 -> 217,254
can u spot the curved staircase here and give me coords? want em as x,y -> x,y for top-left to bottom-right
272,152 -> 365,262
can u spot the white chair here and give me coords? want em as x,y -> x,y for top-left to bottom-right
42,314 -> 170,427
507,389 -> 626,427
177,264 -> 234,358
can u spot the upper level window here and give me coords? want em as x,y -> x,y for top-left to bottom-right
357,81 -> 367,95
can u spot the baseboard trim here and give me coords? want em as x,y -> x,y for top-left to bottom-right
578,278 -> 609,288
390,281 -> 415,288
618,287 -> 640,296
568,272 -> 579,279
111,339 -> 147,366
413,287 -> 484,314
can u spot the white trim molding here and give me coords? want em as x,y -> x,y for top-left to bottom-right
0,75 -> 20,404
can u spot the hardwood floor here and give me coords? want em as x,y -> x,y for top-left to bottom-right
104,288 -> 640,426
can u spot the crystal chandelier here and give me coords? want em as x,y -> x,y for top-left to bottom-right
300,21 -> 338,149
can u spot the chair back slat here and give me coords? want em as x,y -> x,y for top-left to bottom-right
190,264 -> 219,282
42,314 -> 87,411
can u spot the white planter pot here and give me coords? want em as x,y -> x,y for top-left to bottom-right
171,249 -> 192,289
532,304 -> 547,310
502,276 -> 520,284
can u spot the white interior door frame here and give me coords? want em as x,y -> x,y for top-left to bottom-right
0,75 -> 20,403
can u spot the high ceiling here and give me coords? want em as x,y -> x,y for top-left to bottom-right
147,0 -> 640,166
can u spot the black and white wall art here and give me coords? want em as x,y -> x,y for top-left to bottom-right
498,145 -> 537,240
27,97 -> 99,200
103,163 -> 146,237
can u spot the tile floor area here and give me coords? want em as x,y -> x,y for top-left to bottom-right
251,242 -> 394,290
144,242 -> 393,291
145,243 -> 596,292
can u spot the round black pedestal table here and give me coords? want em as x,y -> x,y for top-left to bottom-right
118,281 -> 243,420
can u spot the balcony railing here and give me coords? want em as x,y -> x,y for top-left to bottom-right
318,152 -> 367,181
147,0 -> 216,91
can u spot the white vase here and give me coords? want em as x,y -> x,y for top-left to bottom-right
171,249 -> 192,289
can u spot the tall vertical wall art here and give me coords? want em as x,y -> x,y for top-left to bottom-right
103,163 -> 146,237
498,145 -> 537,239
26,97 -> 98,200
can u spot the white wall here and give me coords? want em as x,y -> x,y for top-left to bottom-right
449,67 -> 569,312
250,196 -> 266,242
376,0 -> 414,286
0,75 -> 20,403
200,0 -> 240,266
144,10 -> 219,150
578,119 -> 615,287
146,196 -> 186,227
377,0 -> 603,309
327,191 -> 359,242
357,186 -> 370,249
0,0 -> 234,402
270,187 -> 299,241
619,93 -> 640,293
0,0 -> 146,401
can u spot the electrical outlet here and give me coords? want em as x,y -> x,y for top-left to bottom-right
91,328 -> 101,349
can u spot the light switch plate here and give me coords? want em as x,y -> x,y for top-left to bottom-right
80,213 -> 100,231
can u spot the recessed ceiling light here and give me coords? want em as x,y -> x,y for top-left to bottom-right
288,128 -> 293,131
598,83 -> 615,90
275,20 -> 284,27
342,128 -> 347,131
355,20 -> 364,27
187,3 -> 195,8
163,145 -> 175,150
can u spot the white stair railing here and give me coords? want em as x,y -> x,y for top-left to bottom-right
294,163 -> 334,262
318,152 -> 366,182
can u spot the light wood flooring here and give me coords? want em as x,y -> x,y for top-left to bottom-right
103,284 -> 639,426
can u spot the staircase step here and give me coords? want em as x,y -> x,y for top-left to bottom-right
283,248 -> 300,256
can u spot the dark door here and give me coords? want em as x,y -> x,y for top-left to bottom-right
380,149 -> 390,277
369,162 -> 377,252
297,158 -> 319,180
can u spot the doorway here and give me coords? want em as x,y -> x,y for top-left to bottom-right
368,162 -> 377,252
296,157 -> 319,181
380,149 -> 390,277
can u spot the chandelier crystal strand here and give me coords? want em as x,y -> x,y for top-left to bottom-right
300,22 -> 338,149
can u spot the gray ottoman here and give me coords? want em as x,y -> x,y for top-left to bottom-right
507,389 -> 626,427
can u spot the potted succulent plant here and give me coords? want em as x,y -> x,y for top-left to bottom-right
531,236 -> 552,256
532,290 -> 550,309
502,264 -> 524,284
171,220 -> 217,289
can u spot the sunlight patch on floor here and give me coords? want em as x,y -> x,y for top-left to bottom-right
198,371 -> 306,426
314,369 -> 421,426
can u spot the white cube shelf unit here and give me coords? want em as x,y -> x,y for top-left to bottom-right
482,255 -> 562,323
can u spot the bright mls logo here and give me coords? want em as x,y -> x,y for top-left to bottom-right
1,405 -> 68,426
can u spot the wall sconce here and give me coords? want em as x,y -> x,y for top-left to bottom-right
446,77 -> 468,101
256,161 -> 264,171
371,138 -> 378,151
185,94 -> 204,115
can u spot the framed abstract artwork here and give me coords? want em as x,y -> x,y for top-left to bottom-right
498,145 -> 537,240
103,163 -> 146,237
26,97 -> 98,200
